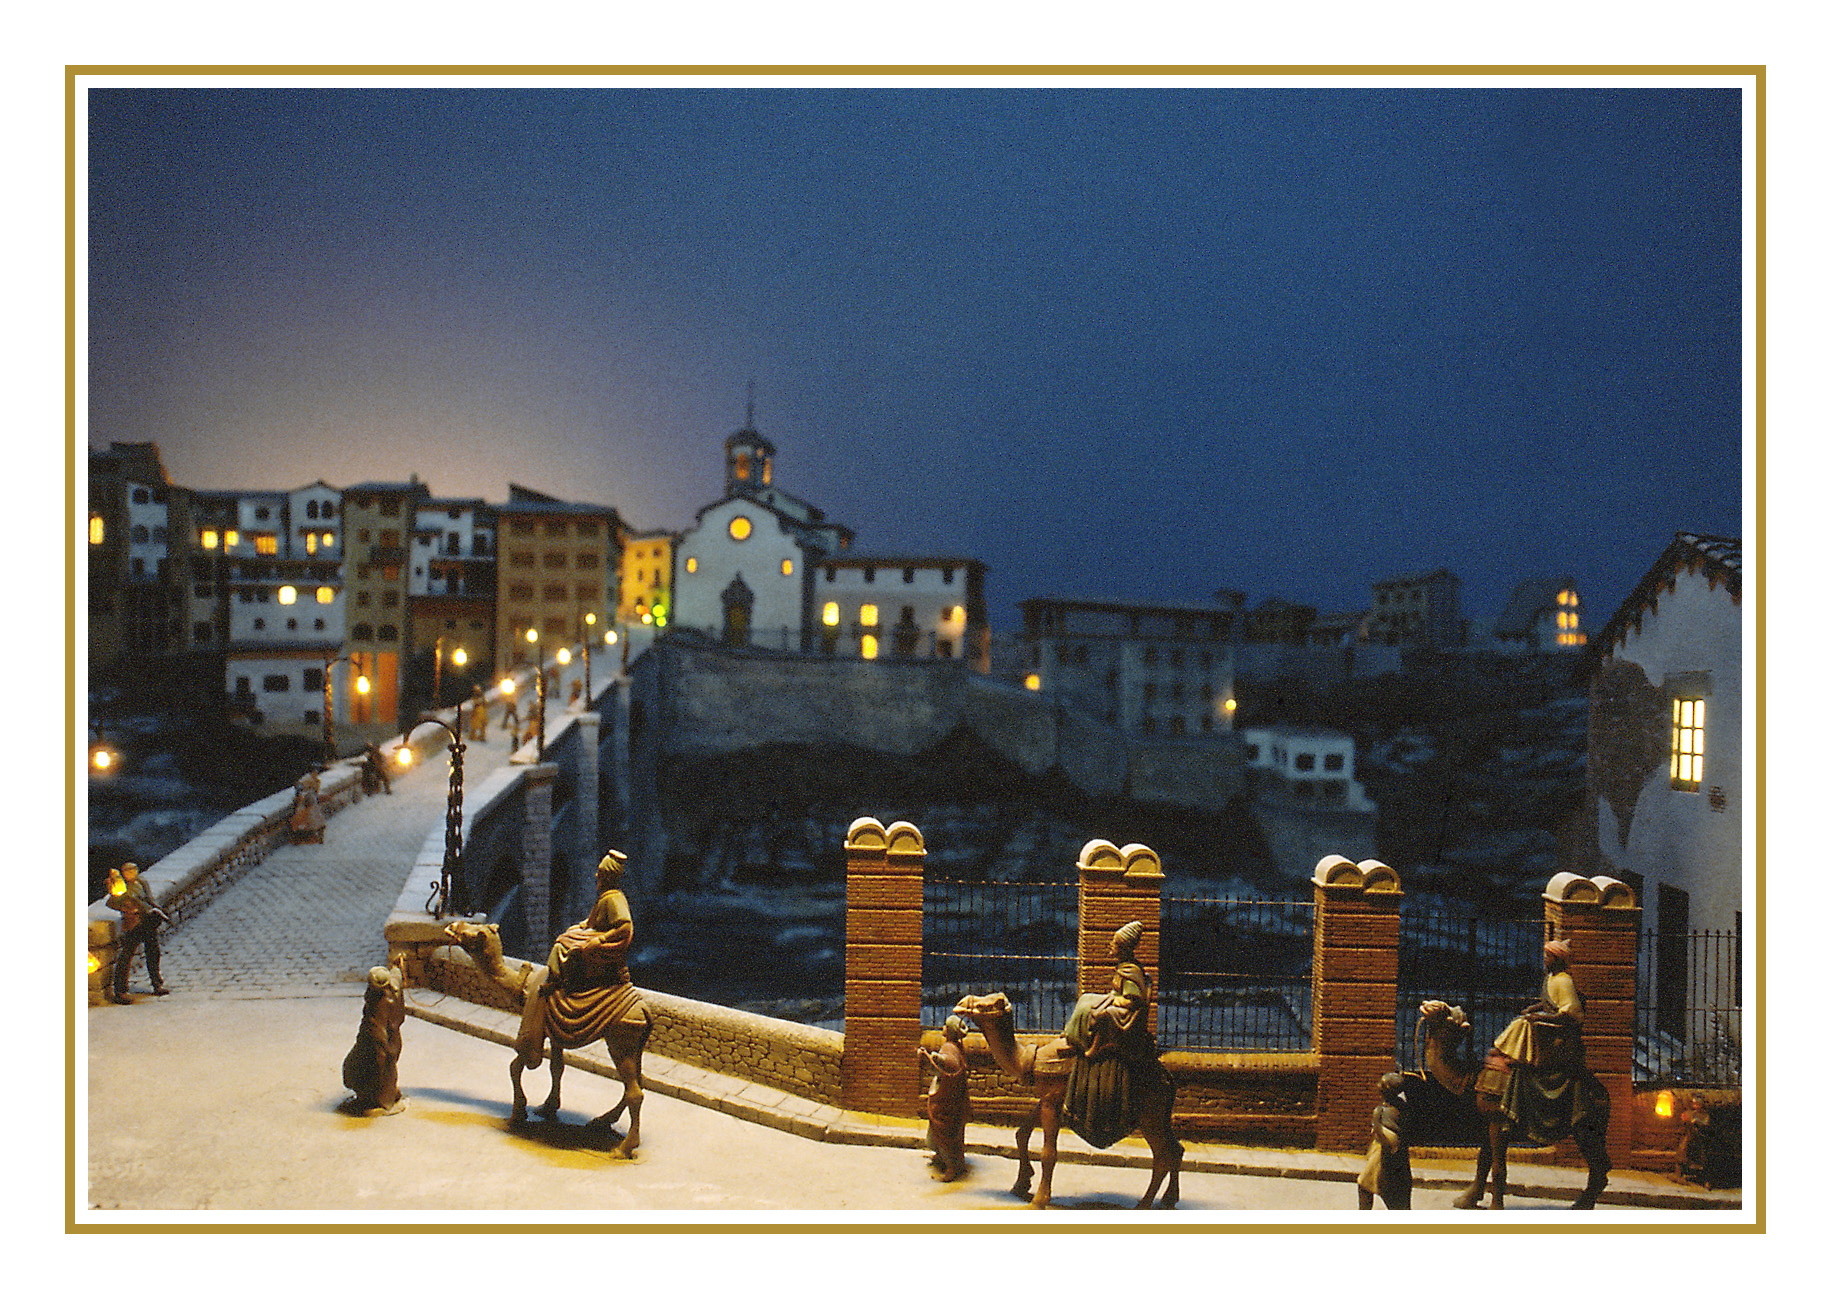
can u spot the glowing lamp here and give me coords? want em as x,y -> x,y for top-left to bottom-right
641,613 -> 653,625
556,648 -> 571,665
452,647 -> 467,667
1654,1090 -> 1676,1120
500,678 -> 516,695
88,952 -> 101,975
1224,698 -> 1238,713
585,613 -> 596,627
90,746 -> 115,772
355,675 -> 371,695
525,627 -> 539,644
1024,673 -> 1041,691
605,630 -> 616,645
109,876 -> 127,897
396,747 -> 414,768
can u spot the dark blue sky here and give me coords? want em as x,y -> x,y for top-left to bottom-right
87,85 -> 1743,629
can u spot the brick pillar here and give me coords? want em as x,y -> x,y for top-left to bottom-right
1544,871 -> 1640,1169
1311,854 -> 1403,1152
1076,840 -> 1164,1033
520,763 -> 557,950
841,817 -> 925,1116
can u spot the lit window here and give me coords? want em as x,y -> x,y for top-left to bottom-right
685,557 -> 698,574
822,602 -> 840,627
277,586 -> 298,605
781,558 -> 794,576
315,586 -> 334,604
89,515 -> 104,545
225,530 -> 240,548
734,453 -> 751,480
728,516 -> 752,542
306,532 -> 318,554
255,534 -> 278,555
1671,698 -> 1705,791
860,634 -> 879,660
946,605 -> 964,623
859,604 -> 879,627
201,528 -> 219,549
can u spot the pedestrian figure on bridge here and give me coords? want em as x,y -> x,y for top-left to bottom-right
500,693 -> 520,744
468,686 -> 488,740
361,743 -> 392,795
105,862 -> 170,1002
289,767 -> 326,843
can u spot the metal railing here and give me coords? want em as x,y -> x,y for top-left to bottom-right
1158,893 -> 1315,1052
922,879 -> 1077,1031
1636,927 -> 1741,1086
1396,905 -> 1547,1071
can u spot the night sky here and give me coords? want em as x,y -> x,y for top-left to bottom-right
86,84 -> 1744,630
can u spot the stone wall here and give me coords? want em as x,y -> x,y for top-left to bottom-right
395,924 -> 844,1106
632,636 -> 1245,815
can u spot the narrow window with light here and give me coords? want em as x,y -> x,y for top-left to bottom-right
1671,697 -> 1705,792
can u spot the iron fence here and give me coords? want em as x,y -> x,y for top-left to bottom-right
1158,893 -> 1315,1052
1396,905 -> 1547,1071
922,879 -> 1077,1031
1636,927 -> 1741,1086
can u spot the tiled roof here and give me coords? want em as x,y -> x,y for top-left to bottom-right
1584,532 -> 1741,669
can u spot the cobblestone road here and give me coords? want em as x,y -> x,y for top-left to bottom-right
155,666 -> 581,1000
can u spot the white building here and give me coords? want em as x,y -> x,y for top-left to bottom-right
195,483 -> 350,730
1242,725 -> 1375,811
1584,534 -> 1742,940
812,556 -> 989,669
672,424 -> 854,650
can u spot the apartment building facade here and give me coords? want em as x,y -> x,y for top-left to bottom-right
493,484 -> 618,672
1018,596 -> 1238,736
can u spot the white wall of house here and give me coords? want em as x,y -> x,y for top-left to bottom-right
1243,725 -> 1375,811
673,498 -> 810,648
1593,571 -> 1743,937
814,561 -> 971,659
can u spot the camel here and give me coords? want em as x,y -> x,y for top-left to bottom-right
1413,999 -> 1611,1209
443,920 -> 652,1158
952,991 -> 1182,1209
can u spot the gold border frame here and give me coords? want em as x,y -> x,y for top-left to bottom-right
66,64 -> 1765,1236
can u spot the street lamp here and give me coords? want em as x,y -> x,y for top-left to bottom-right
431,636 -> 468,708
321,653 -> 371,764
525,626 -> 547,760
89,727 -> 119,775
581,611 -> 597,705
403,697 -> 469,918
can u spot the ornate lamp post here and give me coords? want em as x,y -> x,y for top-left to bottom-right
321,653 -> 371,764
580,611 -> 597,705
404,697 -> 469,918
525,627 -> 547,760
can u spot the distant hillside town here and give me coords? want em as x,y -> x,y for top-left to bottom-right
88,413 -> 1594,744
